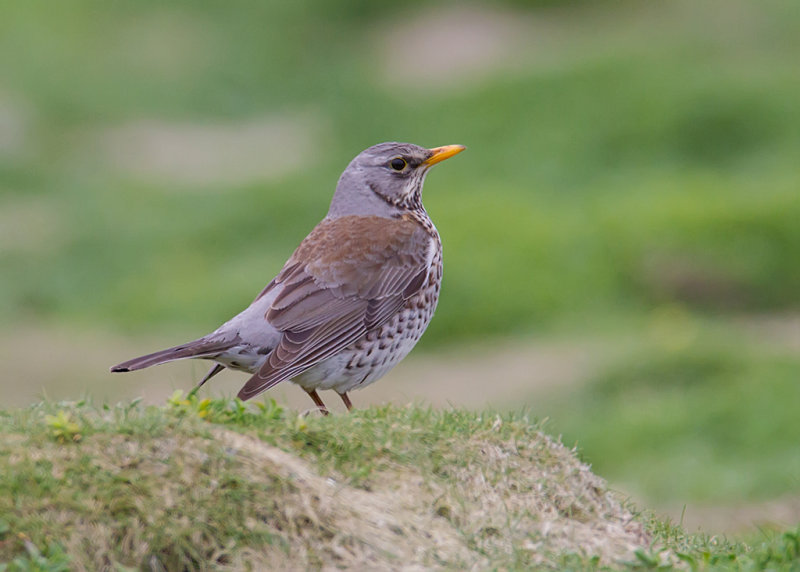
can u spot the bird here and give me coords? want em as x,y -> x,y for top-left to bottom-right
110,142 -> 465,414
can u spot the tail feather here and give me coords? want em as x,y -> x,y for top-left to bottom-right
110,337 -> 236,373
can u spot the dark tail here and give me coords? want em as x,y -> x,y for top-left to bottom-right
110,337 -> 236,373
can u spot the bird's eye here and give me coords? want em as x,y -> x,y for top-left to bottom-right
389,157 -> 407,171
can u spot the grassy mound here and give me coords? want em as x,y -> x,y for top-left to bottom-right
0,397 -> 652,569
2,397 -> 799,570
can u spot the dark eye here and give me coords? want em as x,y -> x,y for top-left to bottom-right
389,157 -> 407,171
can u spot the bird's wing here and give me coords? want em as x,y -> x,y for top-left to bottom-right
237,215 -> 433,400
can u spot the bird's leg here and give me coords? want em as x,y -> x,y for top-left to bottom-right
197,363 -> 225,388
339,392 -> 353,412
306,389 -> 329,416
187,363 -> 225,398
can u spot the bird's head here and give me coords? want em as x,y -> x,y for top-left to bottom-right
329,142 -> 465,217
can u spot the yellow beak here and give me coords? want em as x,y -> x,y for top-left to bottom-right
423,144 -> 466,166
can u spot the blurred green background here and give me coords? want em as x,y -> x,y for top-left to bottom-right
1,0 -> 799,534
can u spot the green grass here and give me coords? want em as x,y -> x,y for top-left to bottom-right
1,0 -> 800,343
1,398 -> 798,570
643,520 -> 800,572
539,321 -> 800,504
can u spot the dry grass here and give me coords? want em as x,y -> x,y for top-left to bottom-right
93,113 -> 323,188
0,399 -> 653,570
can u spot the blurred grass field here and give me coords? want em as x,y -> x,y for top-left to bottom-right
1,0 -> 799,534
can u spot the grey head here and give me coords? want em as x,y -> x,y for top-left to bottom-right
328,142 -> 466,218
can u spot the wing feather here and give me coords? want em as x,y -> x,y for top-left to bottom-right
237,215 -> 433,400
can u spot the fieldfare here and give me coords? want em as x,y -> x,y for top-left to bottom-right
111,142 -> 465,413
